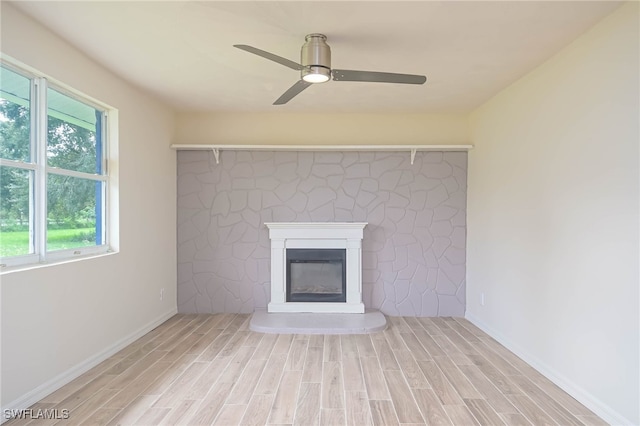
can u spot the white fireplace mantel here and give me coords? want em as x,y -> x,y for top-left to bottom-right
265,222 -> 367,313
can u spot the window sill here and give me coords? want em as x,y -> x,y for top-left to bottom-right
0,249 -> 117,275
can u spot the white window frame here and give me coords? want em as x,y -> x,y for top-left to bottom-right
0,58 -> 115,269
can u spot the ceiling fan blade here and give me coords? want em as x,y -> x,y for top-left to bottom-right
234,45 -> 303,71
332,69 -> 426,85
274,80 -> 312,105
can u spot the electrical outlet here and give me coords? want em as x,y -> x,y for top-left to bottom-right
160,288 -> 164,301
480,293 -> 485,306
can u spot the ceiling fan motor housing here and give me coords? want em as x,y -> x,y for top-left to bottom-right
301,33 -> 331,82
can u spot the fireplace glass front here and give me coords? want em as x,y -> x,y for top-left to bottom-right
286,249 -> 346,303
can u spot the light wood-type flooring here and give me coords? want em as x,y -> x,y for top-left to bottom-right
6,314 -> 607,425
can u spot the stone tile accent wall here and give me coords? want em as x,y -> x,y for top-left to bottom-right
177,150 -> 467,316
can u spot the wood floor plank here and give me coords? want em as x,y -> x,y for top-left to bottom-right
433,356 -> 483,399
66,388 -> 119,424
213,313 -> 237,330
458,364 -> 519,414
360,356 -> 390,400
153,320 -> 202,353
345,390 -> 373,426
354,334 -> 376,357
371,332 -> 400,370
322,361 -> 344,409
383,328 -> 409,352
466,353 -> 522,395
412,388 -> 453,426
302,346 -> 323,383
369,400 -> 400,426
525,373 -> 597,417
286,338 -> 309,371
196,332 -> 233,362
431,334 -> 472,365
506,393 -> 560,426
78,407 -> 121,426
142,353 -> 198,396
324,335 -> 341,362
219,330 -> 250,357
451,318 -> 487,338
272,333 -> 294,354
446,320 -> 481,343
294,382 -> 321,426
509,374 -> 585,426
417,360 -> 464,405
412,329 -> 446,358
240,394 -> 275,426
320,408 -> 346,425
400,332 -> 433,361
387,316 -> 411,334
254,333 -> 278,360
183,356 -> 232,400
188,381 -> 235,425
402,316 -> 424,330
158,400 -> 200,426
104,360 -> 174,409
106,350 -> 166,390
56,374 -> 118,412
255,353 -> 287,395
500,412 -> 534,426
340,334 -> 360,358
185,328 -> 223,356
440,327 -> 481,357
243,331 -> 265,348
226,357 -> 268,404
269,370 -> 303,424
464,398 -> 507,426
224,314 -> 250,334
162,331 -> 208,363
469,340 -> 522,376
13,314 -> 605,426
105,394 -> 157,426
133,407 -> 171,425
393,350 -> 431,389
443,404 -> 481,426
342,356 -> 366,392
212,404 -> 247,426
383,369 -> 424,423
309,334 -> 324,347
417,317 -> 443,336
152,361 -> 209,408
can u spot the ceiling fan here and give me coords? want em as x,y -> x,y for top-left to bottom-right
234,34 -> 427,105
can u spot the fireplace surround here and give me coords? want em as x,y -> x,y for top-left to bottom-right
265,222 -> 367,313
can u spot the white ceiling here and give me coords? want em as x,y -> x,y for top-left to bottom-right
12,1 -> 621,113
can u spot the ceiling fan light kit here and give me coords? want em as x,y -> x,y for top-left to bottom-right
234,33 -> 427,105
301,33 -> 331,83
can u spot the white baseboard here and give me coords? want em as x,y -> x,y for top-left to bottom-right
1,309 -> 177,423
465,312 -> 634,426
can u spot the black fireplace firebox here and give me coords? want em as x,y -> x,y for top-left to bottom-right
286,248 -> 347,303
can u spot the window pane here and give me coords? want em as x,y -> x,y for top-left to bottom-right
47,173 -> 103,251
0,66 -> 31,162
0,166 -> 33,257
47,88 -> 102,174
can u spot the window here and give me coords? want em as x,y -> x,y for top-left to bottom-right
0,61 -> 112,268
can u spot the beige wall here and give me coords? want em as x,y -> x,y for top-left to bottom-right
175,112 -> 469,145
0,3 -> 177,408
467,3 -> 638,424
